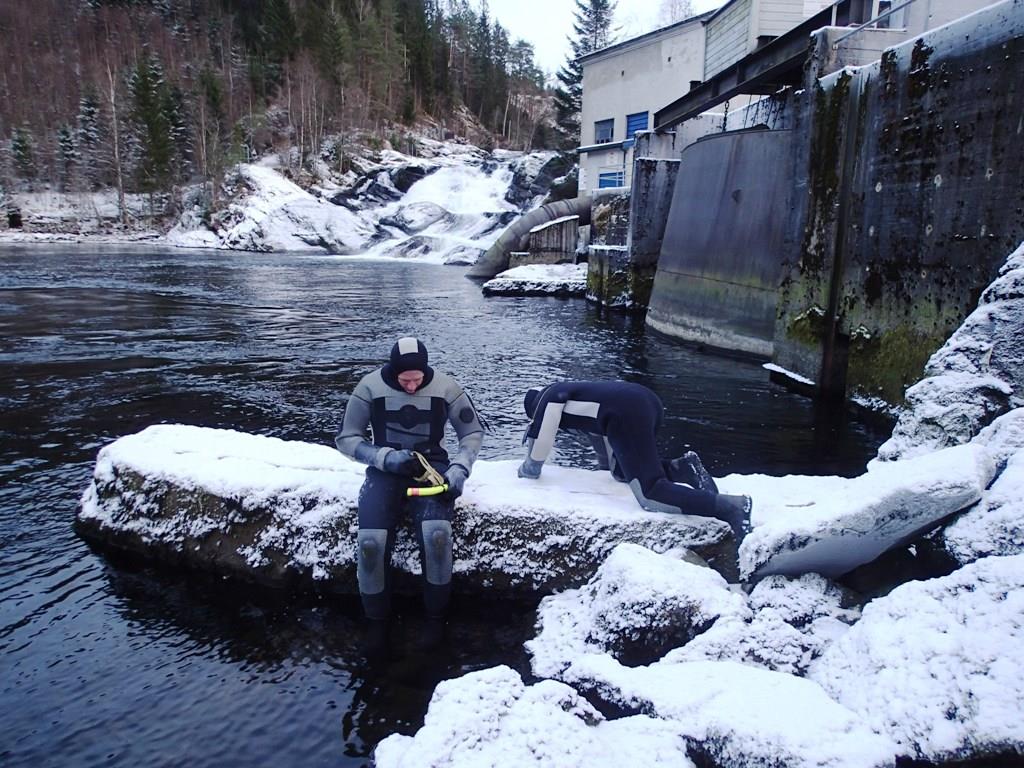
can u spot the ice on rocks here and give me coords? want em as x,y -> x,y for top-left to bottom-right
373,666 -> 694,768
482,263 -> 588,297
810,554 -> 1024,763
527,544 -> 748,677
732,442 -> 996,580
562,656 -> 897,768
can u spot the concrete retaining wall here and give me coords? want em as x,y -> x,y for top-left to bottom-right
646,128 -> 795,357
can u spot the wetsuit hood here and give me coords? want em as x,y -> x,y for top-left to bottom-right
381,336 -> 434,390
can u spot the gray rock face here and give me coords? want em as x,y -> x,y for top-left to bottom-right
75,426 -> 735,597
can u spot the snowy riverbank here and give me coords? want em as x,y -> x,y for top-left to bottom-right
2,135 -> 562,265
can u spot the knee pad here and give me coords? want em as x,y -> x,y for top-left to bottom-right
420,519 -> 453,586
357,529 -> 389,595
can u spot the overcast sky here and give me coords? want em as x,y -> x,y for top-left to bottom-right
486,0 -> 727,76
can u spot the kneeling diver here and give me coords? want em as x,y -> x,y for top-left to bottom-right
518,380 -> 751,541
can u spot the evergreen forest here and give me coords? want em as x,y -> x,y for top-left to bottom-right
0,0 -> 554,198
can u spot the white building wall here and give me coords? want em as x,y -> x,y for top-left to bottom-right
705,0 -> 752,78
579,21 -> 707,193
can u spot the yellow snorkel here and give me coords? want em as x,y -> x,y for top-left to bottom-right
406,451 -> 449,497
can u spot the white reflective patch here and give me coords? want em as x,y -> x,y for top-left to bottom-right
564,400 -> 600,418
398,337 -> 419,354
531,402 -> 565,461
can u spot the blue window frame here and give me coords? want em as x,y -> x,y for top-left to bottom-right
626,111 -> 649,137
598,171 -> 624,188
594,118 -> 614,144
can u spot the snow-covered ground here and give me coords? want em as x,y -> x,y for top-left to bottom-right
3,138 -> 559,265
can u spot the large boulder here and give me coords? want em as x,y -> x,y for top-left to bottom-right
526,544 -> 749,677
373,665 -> 694,768
809,554 -> 1024,764
562,656 -> 897,768
666,574 -> 860,676
729,442 -> 996,581
75,425 -> 736,596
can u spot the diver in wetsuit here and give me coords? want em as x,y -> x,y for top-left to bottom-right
335,337 -> 483,628
517,381 -> 751,540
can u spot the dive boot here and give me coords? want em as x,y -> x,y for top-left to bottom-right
714,493 -> 752,544
668,451 -> 719,493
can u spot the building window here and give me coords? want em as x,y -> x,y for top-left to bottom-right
594,119 -> 614,144
598,170 -> 624,188
626,111 -> 649,137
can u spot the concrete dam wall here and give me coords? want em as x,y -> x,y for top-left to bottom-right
646,128 -> 795,357
647,0 -> 1024,406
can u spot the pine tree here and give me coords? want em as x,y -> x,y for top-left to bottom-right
128,52 -> 175,192
57,124 -> 79,192
77,89 -> 105,190
11,126 -> 37,183
554,0 -> 617,146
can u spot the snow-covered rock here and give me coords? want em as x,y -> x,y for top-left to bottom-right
664,574 -> 859,675
878,240 -> 1024,461
379,201 -> 451,233
942,449 -> 1024,565
75,425 -> 735,596
527,544 -> 748,677
731,442 -> 996,580
373,666 -> 694,768
562,656 -> 897,768
810,554 -> 1024,763
482,263 -> 588,297
176,164 -> 378,253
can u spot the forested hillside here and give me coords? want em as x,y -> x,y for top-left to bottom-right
0,0 -> 554,201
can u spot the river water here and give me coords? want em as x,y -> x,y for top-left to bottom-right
0,245 -> 890,767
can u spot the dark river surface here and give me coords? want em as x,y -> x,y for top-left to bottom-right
0,245 -> 891,767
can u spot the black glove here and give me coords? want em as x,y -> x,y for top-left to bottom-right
443,465 -> 468,500
382,449 -> 421,476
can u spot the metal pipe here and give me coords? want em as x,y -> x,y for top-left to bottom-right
831,0 -> 918,49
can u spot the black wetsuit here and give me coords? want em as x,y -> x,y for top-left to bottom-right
336,355 -> 483,620
522,381 -> 716,518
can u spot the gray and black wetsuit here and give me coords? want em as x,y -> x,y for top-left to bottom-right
336,360 -> 483,620
522,380 -> 716,519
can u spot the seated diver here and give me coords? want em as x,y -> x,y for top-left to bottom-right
517,380 -> 752,541
335,337 -> 484,650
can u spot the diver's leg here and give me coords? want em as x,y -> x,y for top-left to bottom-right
356,467 -> 405,620
410,492 -> 454,620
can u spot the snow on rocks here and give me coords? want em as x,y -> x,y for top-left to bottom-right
728,442 -> 996,580
561,657 -> 897,768
75,425 -> 735,596
373,665 -> 694,768
941,449 -> 1024,565
809,554 -> 1024,763
527,544 -> 749,678
481,263 -> 588,297
198,164 -> 378,253
664,574 -> 859,676
878,240 -> 1024,461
